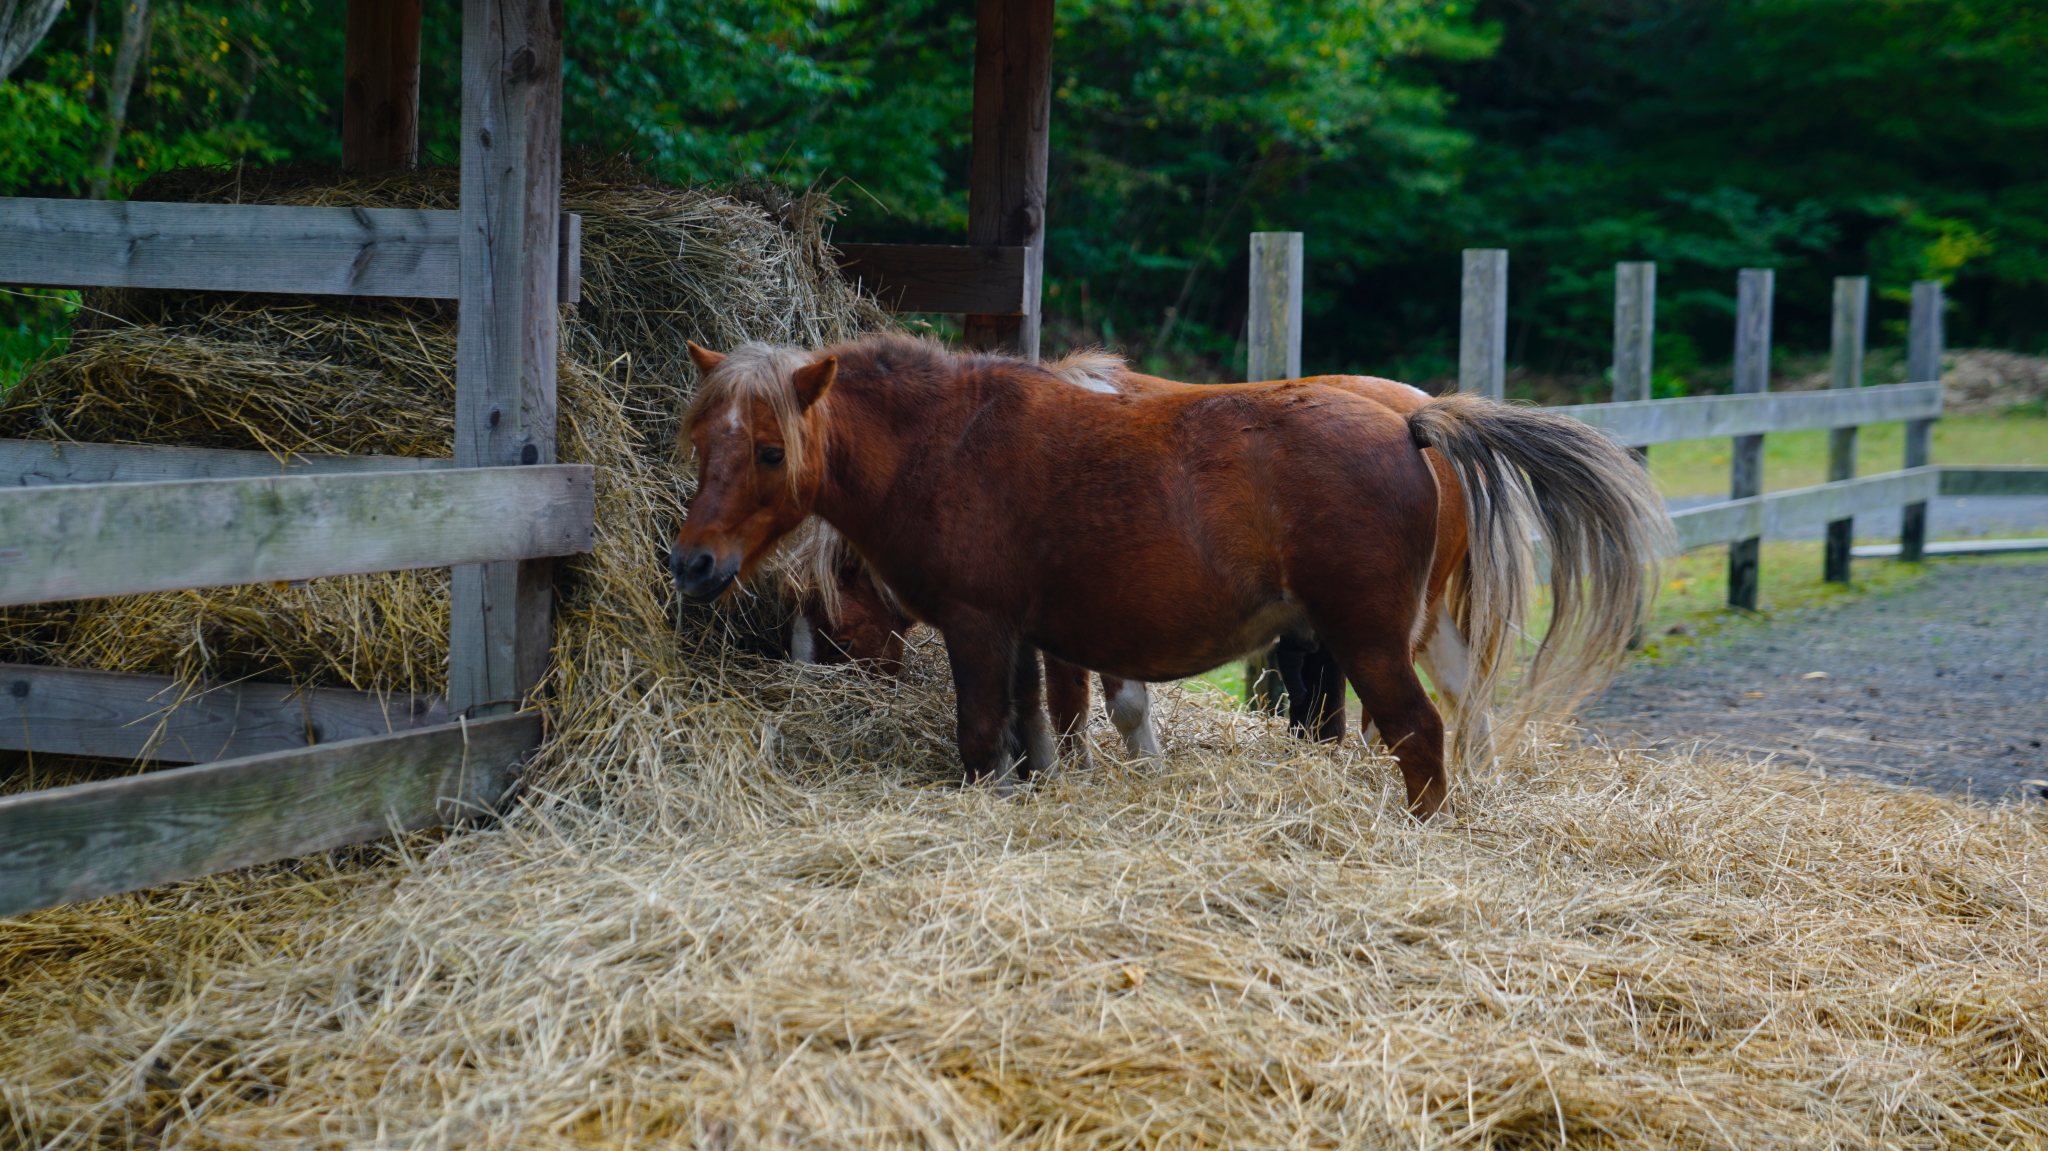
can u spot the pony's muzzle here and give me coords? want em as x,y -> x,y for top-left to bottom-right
671,544 -> 738,602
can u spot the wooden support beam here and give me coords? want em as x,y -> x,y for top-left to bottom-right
1938,467 -> 2048,497
451,0 -> 564,718
831,243 -> 1028,315
1459,249 -> 1507,399
0,711 -> 540,916
1728,268 -> 1772,609
1669,467 -> 1940,552
0,198 -> 462,297
0,464 -> 594,607
962,0 -> 1052,357
2,438 -> 450,487
1900,280 -> 1943,563
1,663 -> 445,763
1552,381 -> 1942,445
1242,231 -> 1303,715
1823,275 -> 1868,583
1612,262 -> 1655,404
343,0 -> 423,174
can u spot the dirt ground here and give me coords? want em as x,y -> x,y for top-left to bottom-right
1585,559 -> 2048,803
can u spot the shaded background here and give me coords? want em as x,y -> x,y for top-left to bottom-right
5,0 -> 2045,393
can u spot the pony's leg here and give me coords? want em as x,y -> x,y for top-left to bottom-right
1275,635 -> 1346,743
1010,645 -> 1057,785
1415,617 -> 1493,767
942,621 -> 1026,795
1042,652 -> 1095,766
1336,647 -> 1448,818
1100,674 -> 1162,761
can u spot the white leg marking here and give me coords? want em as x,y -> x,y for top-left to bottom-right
790,613 -> 817,664
1106,679 -> 1162,761
1416,618 -> 1492,764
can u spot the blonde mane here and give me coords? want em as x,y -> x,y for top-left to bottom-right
680,342 -> 828,489
1043,349 -> 1128,394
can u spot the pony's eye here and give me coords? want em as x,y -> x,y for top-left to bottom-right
756,445 -> 786,467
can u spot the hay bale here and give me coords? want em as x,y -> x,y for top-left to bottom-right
0,163 -> 889,704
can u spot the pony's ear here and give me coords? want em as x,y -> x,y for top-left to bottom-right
792,356 -> 837,411
686,342 -> 725,375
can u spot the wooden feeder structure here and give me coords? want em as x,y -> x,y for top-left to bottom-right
0,0 -> 1053,914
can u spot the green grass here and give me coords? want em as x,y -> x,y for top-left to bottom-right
1645,412 -> 2048,498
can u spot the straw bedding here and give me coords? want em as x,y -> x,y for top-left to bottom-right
3,169 -> 2047,1148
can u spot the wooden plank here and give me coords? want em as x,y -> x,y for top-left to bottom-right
0,198 -> 461,297
1552,381 -> 1944,445
1612,262 -> 1655,404
0,464 -> 593,607
1458,249 -> 1507,399
1900,280 -> 1943,563
1823,275 -> 1868,583
1939,467 -> 2048,497
2,438 -> 450,487
1246,232 -> 1303,383
961,0 -> 1052,357
450,0 -> 564,718
1670,467 -> 1940,552
343,0 -> 423,174
0,663 -> 445,763
1728,268 -> 1772,609
1854,538 -> 2048,560
0,711 -> 540,916
559,212 -> 582,304
831,243 -> 1028,315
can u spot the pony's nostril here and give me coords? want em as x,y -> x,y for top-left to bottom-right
687,552 -> 715,580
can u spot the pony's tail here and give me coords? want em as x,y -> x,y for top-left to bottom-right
1407,393 -> 1673,760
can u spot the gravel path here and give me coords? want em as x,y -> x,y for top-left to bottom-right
1585,561 -> 2048,803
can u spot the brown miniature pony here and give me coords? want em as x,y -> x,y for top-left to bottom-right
672,337 -> 1667,817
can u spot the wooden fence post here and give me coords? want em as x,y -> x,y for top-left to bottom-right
1459,249 -> 1507,399
961,0 -> 1052,359
1243,231 -> 1303,713
449,0 -> 562,718
1823,276 -> 1867,583
1900,280 -> 1942,563
342,0 -> 423,174
1728,267 -> 1772,610
1612,261 -> 1655,404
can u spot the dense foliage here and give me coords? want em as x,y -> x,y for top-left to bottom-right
3,0 -> 2042,390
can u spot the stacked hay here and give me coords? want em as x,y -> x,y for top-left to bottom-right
4,168 -> 2047,1148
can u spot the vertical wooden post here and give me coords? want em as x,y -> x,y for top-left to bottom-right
450,0 -> 562,717
1728,268 -> 1772,611
1823,275 -> 1867,584
1243,231 -> 1303,714
1612,262 -> 1656,403
1246,232 -> 1303,382
1898,281 -> 1943,563
962,0 -> 1053,359
1459,249 -> 1507,398
343,0 -> 423,174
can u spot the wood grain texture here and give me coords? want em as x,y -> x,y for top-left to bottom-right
961,0 -> 1051,356
831,243 -> 1028,315
0,198 -> 460,297
1458,249 -> 1507,399
1246,232 -> 1302,383
451,0 -> 563,717
342,0 -> 422,174
1938,467 -> 2048,497
1552,382 -> 1944,445
1901,280 -> 1943,563
0,464 -> 593,606
2,438 -> 450,487
0,712 -> 540,916
1669,467 -> 1940,552
1611,262 -> 1656,404
0,663 -> 445,763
